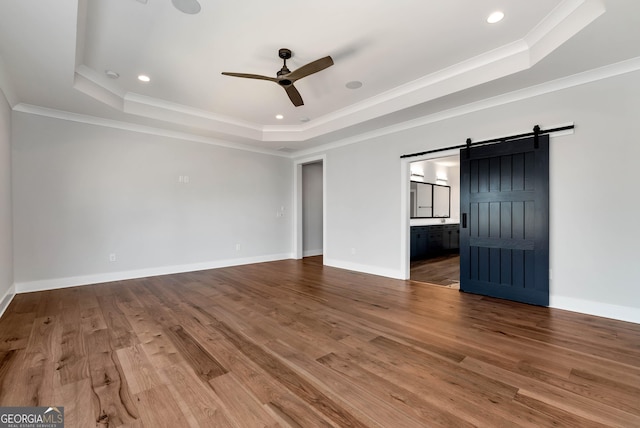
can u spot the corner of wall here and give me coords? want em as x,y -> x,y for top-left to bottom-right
0,284 -> 16,319
324,258 -> 405,280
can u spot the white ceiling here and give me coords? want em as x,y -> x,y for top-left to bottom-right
1,0 -> 639,154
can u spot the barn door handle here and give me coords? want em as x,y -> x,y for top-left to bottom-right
462,213 -> 467,228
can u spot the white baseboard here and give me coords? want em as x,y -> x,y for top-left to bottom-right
323,258 -> 404,280
303,249 -> 323,257
550,295 -> 640,324
0,284 -> 16,319
15,253 -> 294,294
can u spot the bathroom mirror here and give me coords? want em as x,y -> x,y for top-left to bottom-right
410,181 -> 450,218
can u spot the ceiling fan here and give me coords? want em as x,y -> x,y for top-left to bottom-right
221,48 -> 334,107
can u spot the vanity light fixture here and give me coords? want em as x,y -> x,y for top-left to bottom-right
487,11 -> 504,24
138,74 -> 150,82
410,165 -> 425,181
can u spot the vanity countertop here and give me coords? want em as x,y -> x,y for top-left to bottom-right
410,219 -> 460,226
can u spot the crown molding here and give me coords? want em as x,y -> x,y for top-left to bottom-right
293,55 -> 640,159
11,103 -> 290,158
72,0 -> 605,144
15,55 -> 640,160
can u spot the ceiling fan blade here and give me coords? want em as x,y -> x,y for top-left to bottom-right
221,72 -> 277,82
284,84 -> 304,107
286,56 -> 334,81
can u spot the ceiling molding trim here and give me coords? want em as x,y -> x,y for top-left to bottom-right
525,0 -> 606,65
123,92 -> 264,140
73,0 -> 604,144
74,66 -> 125,111
265,0 -> 604,143
292,56 -> 640,159
73,65 -> 265,141
263,40 -> 532,143
16,55 -> 640,161
11,103 -> 289,158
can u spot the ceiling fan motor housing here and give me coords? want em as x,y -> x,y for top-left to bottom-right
277,49 -> 293,85
278,48 -> 292,60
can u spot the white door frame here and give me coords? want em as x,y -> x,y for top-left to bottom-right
399,149 -> 459,279
293,154 -> 327,260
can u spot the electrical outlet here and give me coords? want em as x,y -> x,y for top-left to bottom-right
109,253 -> 116,262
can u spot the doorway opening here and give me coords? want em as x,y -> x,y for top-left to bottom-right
402,151 -> 461,288
293,155 -> 326,261
302,161 -> 323,258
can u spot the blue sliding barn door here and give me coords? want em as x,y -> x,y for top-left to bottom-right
459,135 -> 550,306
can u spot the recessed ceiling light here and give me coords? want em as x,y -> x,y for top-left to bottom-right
138,74 -> 150,82
172,0 -> 201,14
346,81 -> 363,89
300,117 -> 310,123
105,70 -> 119,79
487,11 -> 504,24
275,114 -> 284,120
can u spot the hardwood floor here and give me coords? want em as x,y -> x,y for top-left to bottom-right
1,257 -> 639,427
411,254 -> 460,288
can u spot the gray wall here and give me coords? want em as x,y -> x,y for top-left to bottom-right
0,88 -> 12,313
4,66 -> 640,323
302,162 -> 323,256
12,113 -> 293,288
318,69 -> 640,322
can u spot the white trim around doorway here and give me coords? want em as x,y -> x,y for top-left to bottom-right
400,148 -> 460,279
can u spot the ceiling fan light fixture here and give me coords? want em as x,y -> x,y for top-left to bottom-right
487,11 -> 504,24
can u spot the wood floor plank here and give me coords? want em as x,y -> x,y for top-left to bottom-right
85,329 -> 139,426
315,351 -> 474,428
61,379 -> 97,428
208,372 -> 280,428
115,344 -> 163,395
164,325 -> 228,382
461,356 -> 640,427
160,362 -> 235,428
1,256 -> 639,427
0,311 -> 36,351
134,384 -> 190,428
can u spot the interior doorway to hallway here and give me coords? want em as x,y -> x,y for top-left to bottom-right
302,161 -> 323,258
293,155 -> 326,261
